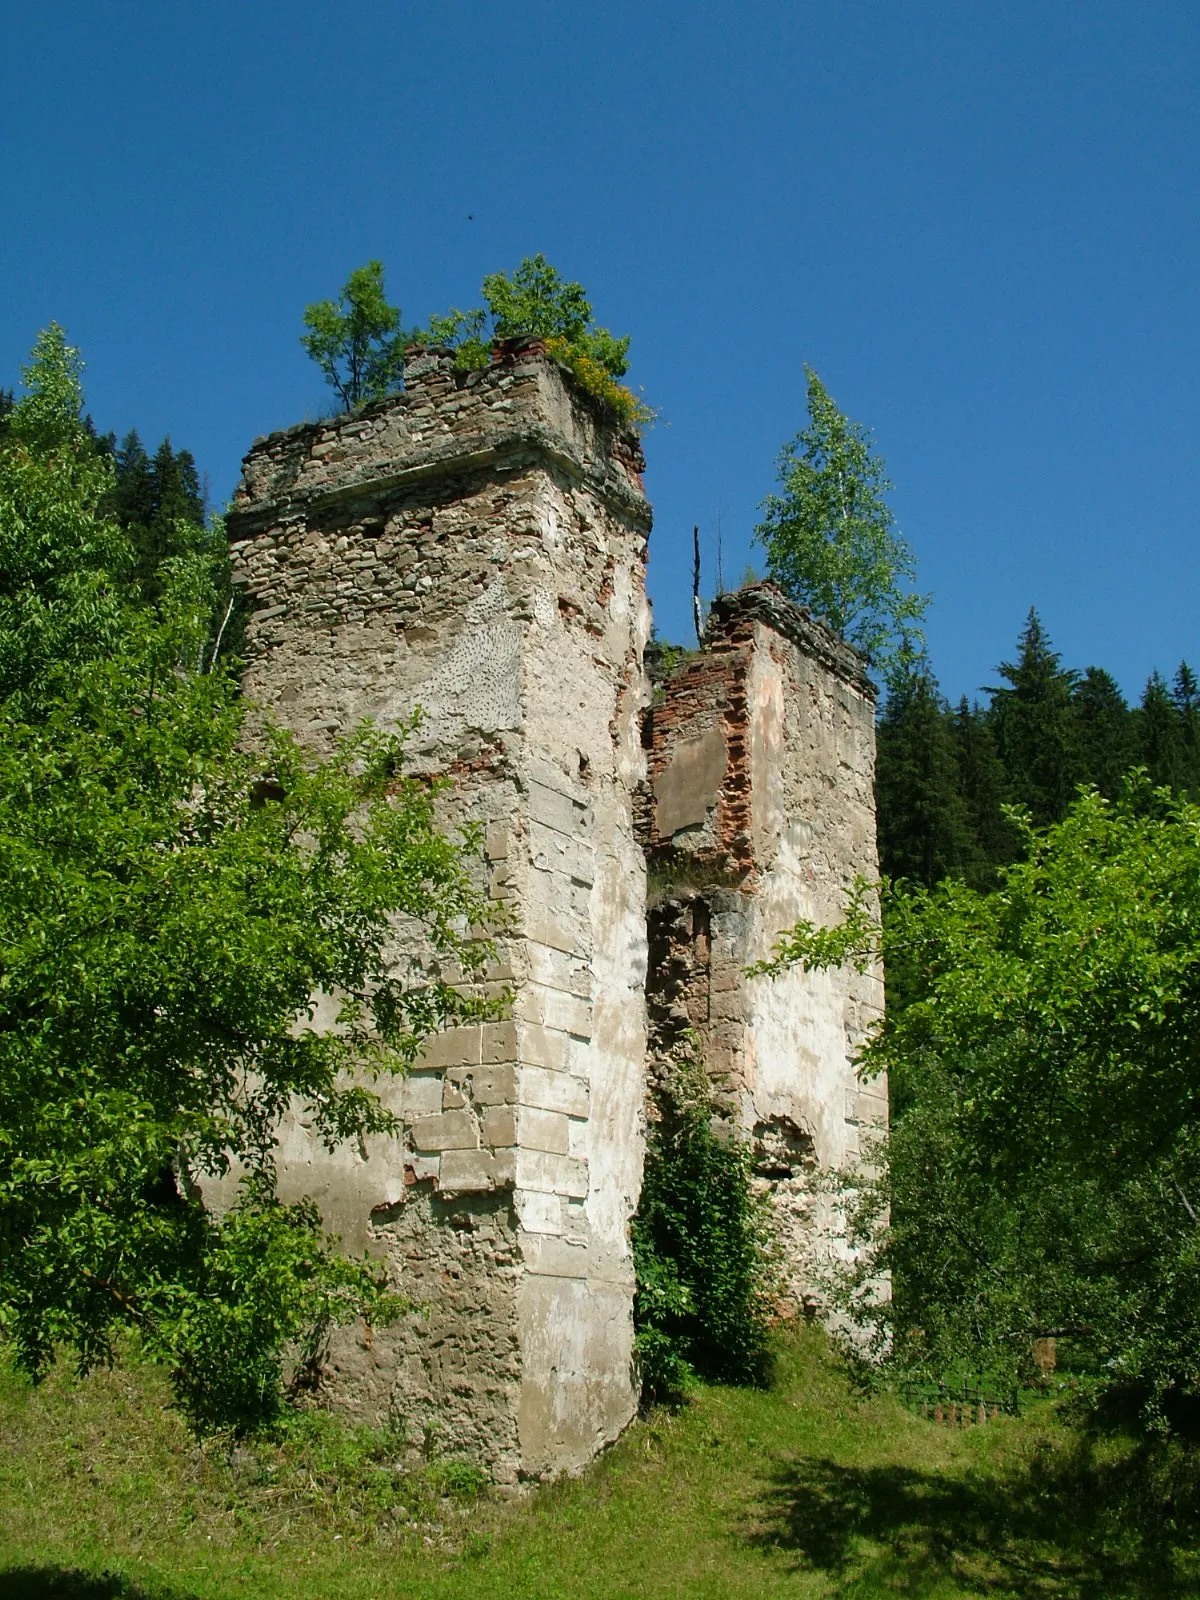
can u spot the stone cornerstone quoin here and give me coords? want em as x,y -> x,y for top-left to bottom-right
221,339 -> 884,1481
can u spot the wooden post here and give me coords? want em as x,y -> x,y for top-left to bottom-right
692,526 -> 703,646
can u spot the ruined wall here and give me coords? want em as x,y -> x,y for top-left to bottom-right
644,586 -> 886,1314
223,342 -> 651,1480
222,342 -> 885,1475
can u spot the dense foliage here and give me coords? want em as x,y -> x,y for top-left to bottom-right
755,366 -> 927,674
876,607 -> 1200,890
415,253 -> 651,429
763,782 -> 1200,1423
0,327 -> 495,1431
632,1055 -> 774,1404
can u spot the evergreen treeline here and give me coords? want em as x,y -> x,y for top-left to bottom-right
3,374 -> 214,597
877,608 -> 1200,889
93,428 -> 208,599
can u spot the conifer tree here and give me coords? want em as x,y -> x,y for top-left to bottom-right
1173,661 -> 1200,795
988,609 -> 1081,826
1073,666 -> 1136,798
1137,671 -> 1183,790
951,696 -> 1019,883
875,670 -> 979,888
109,429 -> 154,531
139,437 -> 205,591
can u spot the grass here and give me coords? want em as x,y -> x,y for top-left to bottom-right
645,851 -> 744,907
2,1327 -> 1198,1599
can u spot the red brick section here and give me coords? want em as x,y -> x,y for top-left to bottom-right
647,582 -> 874,879
648,608 -> 758,877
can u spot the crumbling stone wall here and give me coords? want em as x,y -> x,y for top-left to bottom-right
224,342 -> 651,1481
223,344 -> 885,1478
644,585 -> 886,1315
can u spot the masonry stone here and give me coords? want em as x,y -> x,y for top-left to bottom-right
222,340 -> 885,1481
643,585 -> 885,1318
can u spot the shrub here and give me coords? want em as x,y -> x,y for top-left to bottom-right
414,255 -> 653,430
633,1055 -> 774,1405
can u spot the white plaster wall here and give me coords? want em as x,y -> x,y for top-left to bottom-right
509,475 -> 650,1475
739,624 -> 885,1301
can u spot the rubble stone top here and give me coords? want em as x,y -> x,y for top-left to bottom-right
230,340 -> 649,536
704,582 -> 876,699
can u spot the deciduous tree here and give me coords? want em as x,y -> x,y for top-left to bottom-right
301,260 -> 407,411
0,327 -> 495,1431
754,368 -> 927,673
759,779 -> 1200,1423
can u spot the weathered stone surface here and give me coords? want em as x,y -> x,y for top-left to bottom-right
643,584 -> 886,1317
218,346 -> 884,1481
223,343 -> 651,1483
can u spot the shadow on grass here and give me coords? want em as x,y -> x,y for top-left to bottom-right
0,1569 -> 192,1600
744,1431 -> 1200,1598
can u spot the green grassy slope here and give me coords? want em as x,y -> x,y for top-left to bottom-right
2,1328 -> 1196,1600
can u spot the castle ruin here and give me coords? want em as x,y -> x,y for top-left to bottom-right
224,341 -> 884,1482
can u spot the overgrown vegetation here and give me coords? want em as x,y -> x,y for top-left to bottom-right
644,850 -> 744,906
301,254 -> 650,428
633,1053 -> 775,1405
5,1326 -> 1200,1598
416,253 -> 651,429
761,778 -> 1200,1426
0,326 -> 497,1433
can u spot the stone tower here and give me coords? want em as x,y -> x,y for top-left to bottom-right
225,342 -> 652,1481
643,585 -> 886,1312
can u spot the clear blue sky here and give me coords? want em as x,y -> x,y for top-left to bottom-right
3,1 -> 1197,703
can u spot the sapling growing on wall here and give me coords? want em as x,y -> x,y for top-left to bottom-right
301,260 -> 407,411
416,253 -> 652,429
755,367 -> 927,676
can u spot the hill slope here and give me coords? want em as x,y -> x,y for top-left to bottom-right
1,1328 -> 1196,1599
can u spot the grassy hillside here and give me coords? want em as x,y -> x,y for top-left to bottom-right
2,1327 -> 1197,1599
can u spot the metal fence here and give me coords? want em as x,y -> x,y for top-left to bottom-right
900,1376 -> 1021,1425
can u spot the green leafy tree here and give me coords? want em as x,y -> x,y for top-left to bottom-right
415,254 -> 649,429
0,326 -> 132,712
0,327 -> 496,1431
760,779 -> 1200,1423
754,367 -> 928,672
301,260 -> 407,411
